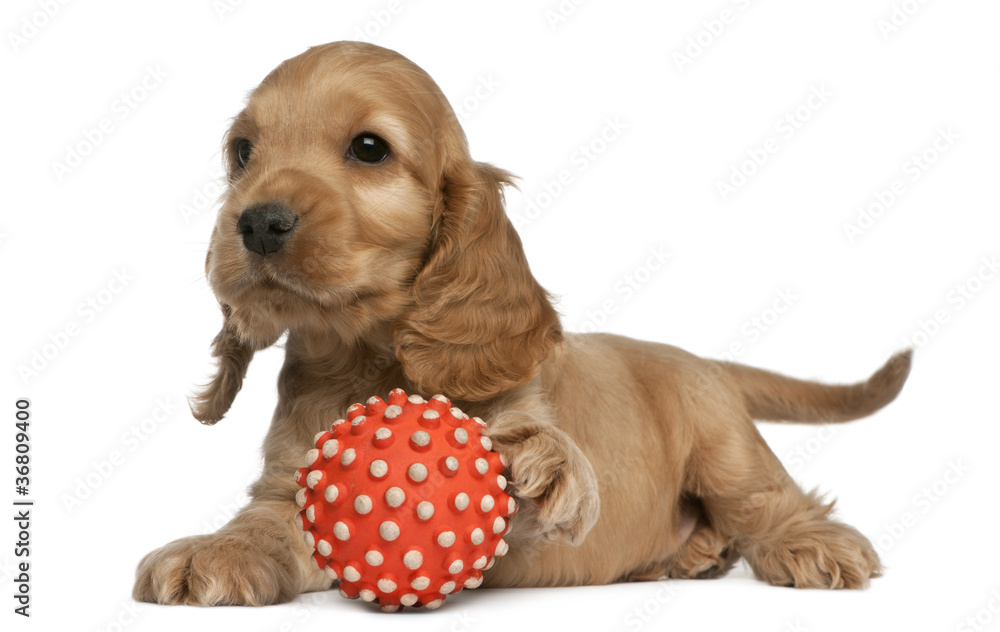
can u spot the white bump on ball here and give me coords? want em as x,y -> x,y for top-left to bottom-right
441,579 -> 457,592
369,459 -> 388,478
453,428 -> 468,444
365,550 -> 384,566
295,488 -> 308,508
403,550 -> 423,569
322,439 -> 339,458
306,470 -> 323,489
359,588 -> 376,602
294,513 -> 304,530
437,531 -> 456,547
325,566 -> 339,580
475,458 -> 489,475
480,495 -> 495,512
354,495 -> 373,514
480,436 -> 493,451
408,463 -> 428,482
410,576 -> 430,590
317,539 -> 333,556
470,528 -> 485,545
472,556 -> 488,570
331,418 -> 346,429
324,485 -> 340,503
367,396 -> 382,405
450,407 -> 468,420
416,501 -> 435,520
411,430 -> 430,447
432,394 -> 450,404
343,565 -> 361,582
499,452 -> 510,466
508,497 -> 517,514
380,521 -> 401,541
422,409 -> 440,420
351,415 -> 366,427
495,539 -> 509,556
375,427 -> 392,440
334,521 -> 350,541
381,604 -> 400,613
341,448 -> 356,466
304,448 -> 319,466
447,559 -> 463,574
377,578 -> 397,593
465,575 -> 483,589
302,531 -> 315,548
400,593 -> 418,606
493,517 -> 506,534
408,394 -> 425,404
384,405 -> 402,419
497,474 -> 507,490
474,417 -> 487,427
424,599 -> 443,610
338,588 -> 351,599
454,493 -> 469,511
385,487 -> 405,507
445,456 -> 459,472
311,557 -> 320,571
305,505 -> 316,522
484,557 -> 496,570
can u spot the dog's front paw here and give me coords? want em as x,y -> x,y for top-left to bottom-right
496,426 -> 600,546
133,534 -> 299,606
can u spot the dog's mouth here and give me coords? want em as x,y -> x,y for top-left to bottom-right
218,261 -> 361,311
211,246 -> 381,332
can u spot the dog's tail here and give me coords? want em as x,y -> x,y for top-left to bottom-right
720,350 -> 912,423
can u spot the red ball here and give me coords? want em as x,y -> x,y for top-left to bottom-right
294,389 -> 517,611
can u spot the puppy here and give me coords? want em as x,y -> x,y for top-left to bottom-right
133,41 -> 911,606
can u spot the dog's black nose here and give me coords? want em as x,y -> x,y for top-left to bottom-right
237,203 -> 298,255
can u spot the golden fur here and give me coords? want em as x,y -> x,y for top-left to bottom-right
133,41 -> 912,606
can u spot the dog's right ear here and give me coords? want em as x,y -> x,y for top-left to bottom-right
189,304 -> 270,425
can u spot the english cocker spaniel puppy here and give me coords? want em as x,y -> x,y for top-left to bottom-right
133,41 -> 911,606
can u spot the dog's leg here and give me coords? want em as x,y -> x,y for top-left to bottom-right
691,419 -> 881,589
621,500 -> 739,581
487,410 -> 600,546
661,504 -> 741,580
132,475 -> 329,606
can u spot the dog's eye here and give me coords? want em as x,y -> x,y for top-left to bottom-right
235,138 -> 253,169
349,133 -> 388,163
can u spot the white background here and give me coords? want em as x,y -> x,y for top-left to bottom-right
3,1 -> 999,631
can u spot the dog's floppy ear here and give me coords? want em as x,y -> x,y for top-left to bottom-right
189,303 -> 277,424
393,160 -> 563,401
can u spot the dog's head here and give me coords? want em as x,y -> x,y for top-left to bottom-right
193,42 -> 561,423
